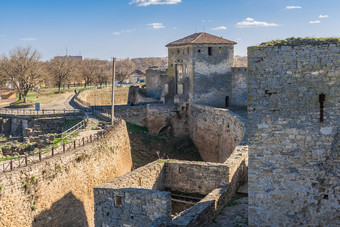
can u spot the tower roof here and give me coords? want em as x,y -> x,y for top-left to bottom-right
166,32 -> 237,47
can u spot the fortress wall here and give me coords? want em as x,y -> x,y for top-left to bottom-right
77,87 -> 129,106
0,120 -> 132,227
231,67 -> 247,107
188,104 -> 245,162
248,43 -> 340,226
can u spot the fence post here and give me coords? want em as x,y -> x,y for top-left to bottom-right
52,147 -> 54,156
74,140 -> 76,149
39,152 -> 42,161
63,144 -> 66,152
25,155 -> 28,166
90,135 -> 92,142
10,160 -> 13,171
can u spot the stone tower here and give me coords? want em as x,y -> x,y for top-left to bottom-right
248,39 -> 340,226
166,32 -> 237,107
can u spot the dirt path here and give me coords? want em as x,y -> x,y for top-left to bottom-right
38,92 -> 75,110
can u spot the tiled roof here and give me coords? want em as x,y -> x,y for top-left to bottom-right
166,32 -> 237,47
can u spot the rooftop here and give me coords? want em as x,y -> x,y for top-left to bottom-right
166,32 -> 237,47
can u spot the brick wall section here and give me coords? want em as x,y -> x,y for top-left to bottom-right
248,43 -> 340,226
189,104 -> 245,162
0,120 -> 132,227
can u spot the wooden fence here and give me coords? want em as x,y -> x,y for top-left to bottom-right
0,118 -> 122,173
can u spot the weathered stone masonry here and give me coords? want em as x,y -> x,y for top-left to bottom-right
248,42 -> 340,226
95,147 -> 248,227
0,120 -> 132,227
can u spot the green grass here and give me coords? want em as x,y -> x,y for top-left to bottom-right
227,194 -> 248,207
126,122 -> 149,134
258,37 -> 340,47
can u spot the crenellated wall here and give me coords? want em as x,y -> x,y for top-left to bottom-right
248,41 -> 340,226
0,120 -> 132,227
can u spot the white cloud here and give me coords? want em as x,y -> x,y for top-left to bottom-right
147,23 -> 165,29
319,15 -> 329,18
112,29 -> 135,35
20,38 -> 36,41
286,6 -> 302,9
310,20 -> 321,24
211,26 -> 227,31
235,18 -> 279,28
129,0 -> 181,6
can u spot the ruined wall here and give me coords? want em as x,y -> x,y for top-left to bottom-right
115,105 -> 147,127
94,161 -> 169,227
77,87 -> 129,106
95,148 -> 248,227
189,104 -> 245,162
248,42 -> 340,226
146,67 -> 170,99
0,120 -> 132,227
192,44 -> 233,108
168,46 -> 194,103
94,188 -> 171,227
165,160 -> 229,195
169,147 -> 248,226
231,67 -> 247,107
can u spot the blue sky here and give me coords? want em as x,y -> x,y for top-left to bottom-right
0,0 -> 339,60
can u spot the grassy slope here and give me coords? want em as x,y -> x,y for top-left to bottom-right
126,122 -> 202,169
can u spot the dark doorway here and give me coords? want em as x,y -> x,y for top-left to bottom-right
225,96 -> 230,107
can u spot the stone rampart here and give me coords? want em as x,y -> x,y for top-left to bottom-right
77,87 -> 129,106
0,120 -> 132,227
248,41 -> 340,226
94,147 -> 248,227
188,104 -> 245,162
231,67 -> 247,107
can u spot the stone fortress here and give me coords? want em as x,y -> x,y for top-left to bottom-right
93,34 -> 339,226
0,33 -> 338,227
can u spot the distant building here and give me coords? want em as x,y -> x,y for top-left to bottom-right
54,55 -> 83,60
130,69 -> 146,84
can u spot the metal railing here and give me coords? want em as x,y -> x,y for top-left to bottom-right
0,117 -> 122,173
61,113 -> 89,140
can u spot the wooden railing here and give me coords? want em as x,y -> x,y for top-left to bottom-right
0,118 -> 122,173
0,108 -> 83,117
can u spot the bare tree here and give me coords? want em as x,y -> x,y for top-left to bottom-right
94,60 -> 110,87
78,59 -> 98,88
115,59 -> 137,82
48,57 -> 76,92
0,47 -> 44,102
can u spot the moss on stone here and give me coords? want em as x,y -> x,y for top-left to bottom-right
258,37 -> 340,47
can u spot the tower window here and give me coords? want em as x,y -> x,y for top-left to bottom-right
208,47 -> 212,56
219,47 -> 222,54
319,94 -> 326,122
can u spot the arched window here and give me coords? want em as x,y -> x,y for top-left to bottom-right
225,96 -> 230,107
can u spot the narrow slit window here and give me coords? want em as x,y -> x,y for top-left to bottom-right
219,47 -> 222,54
115,196 -> 122,206
319,94 -> 326,122
208,47 -> 212,56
